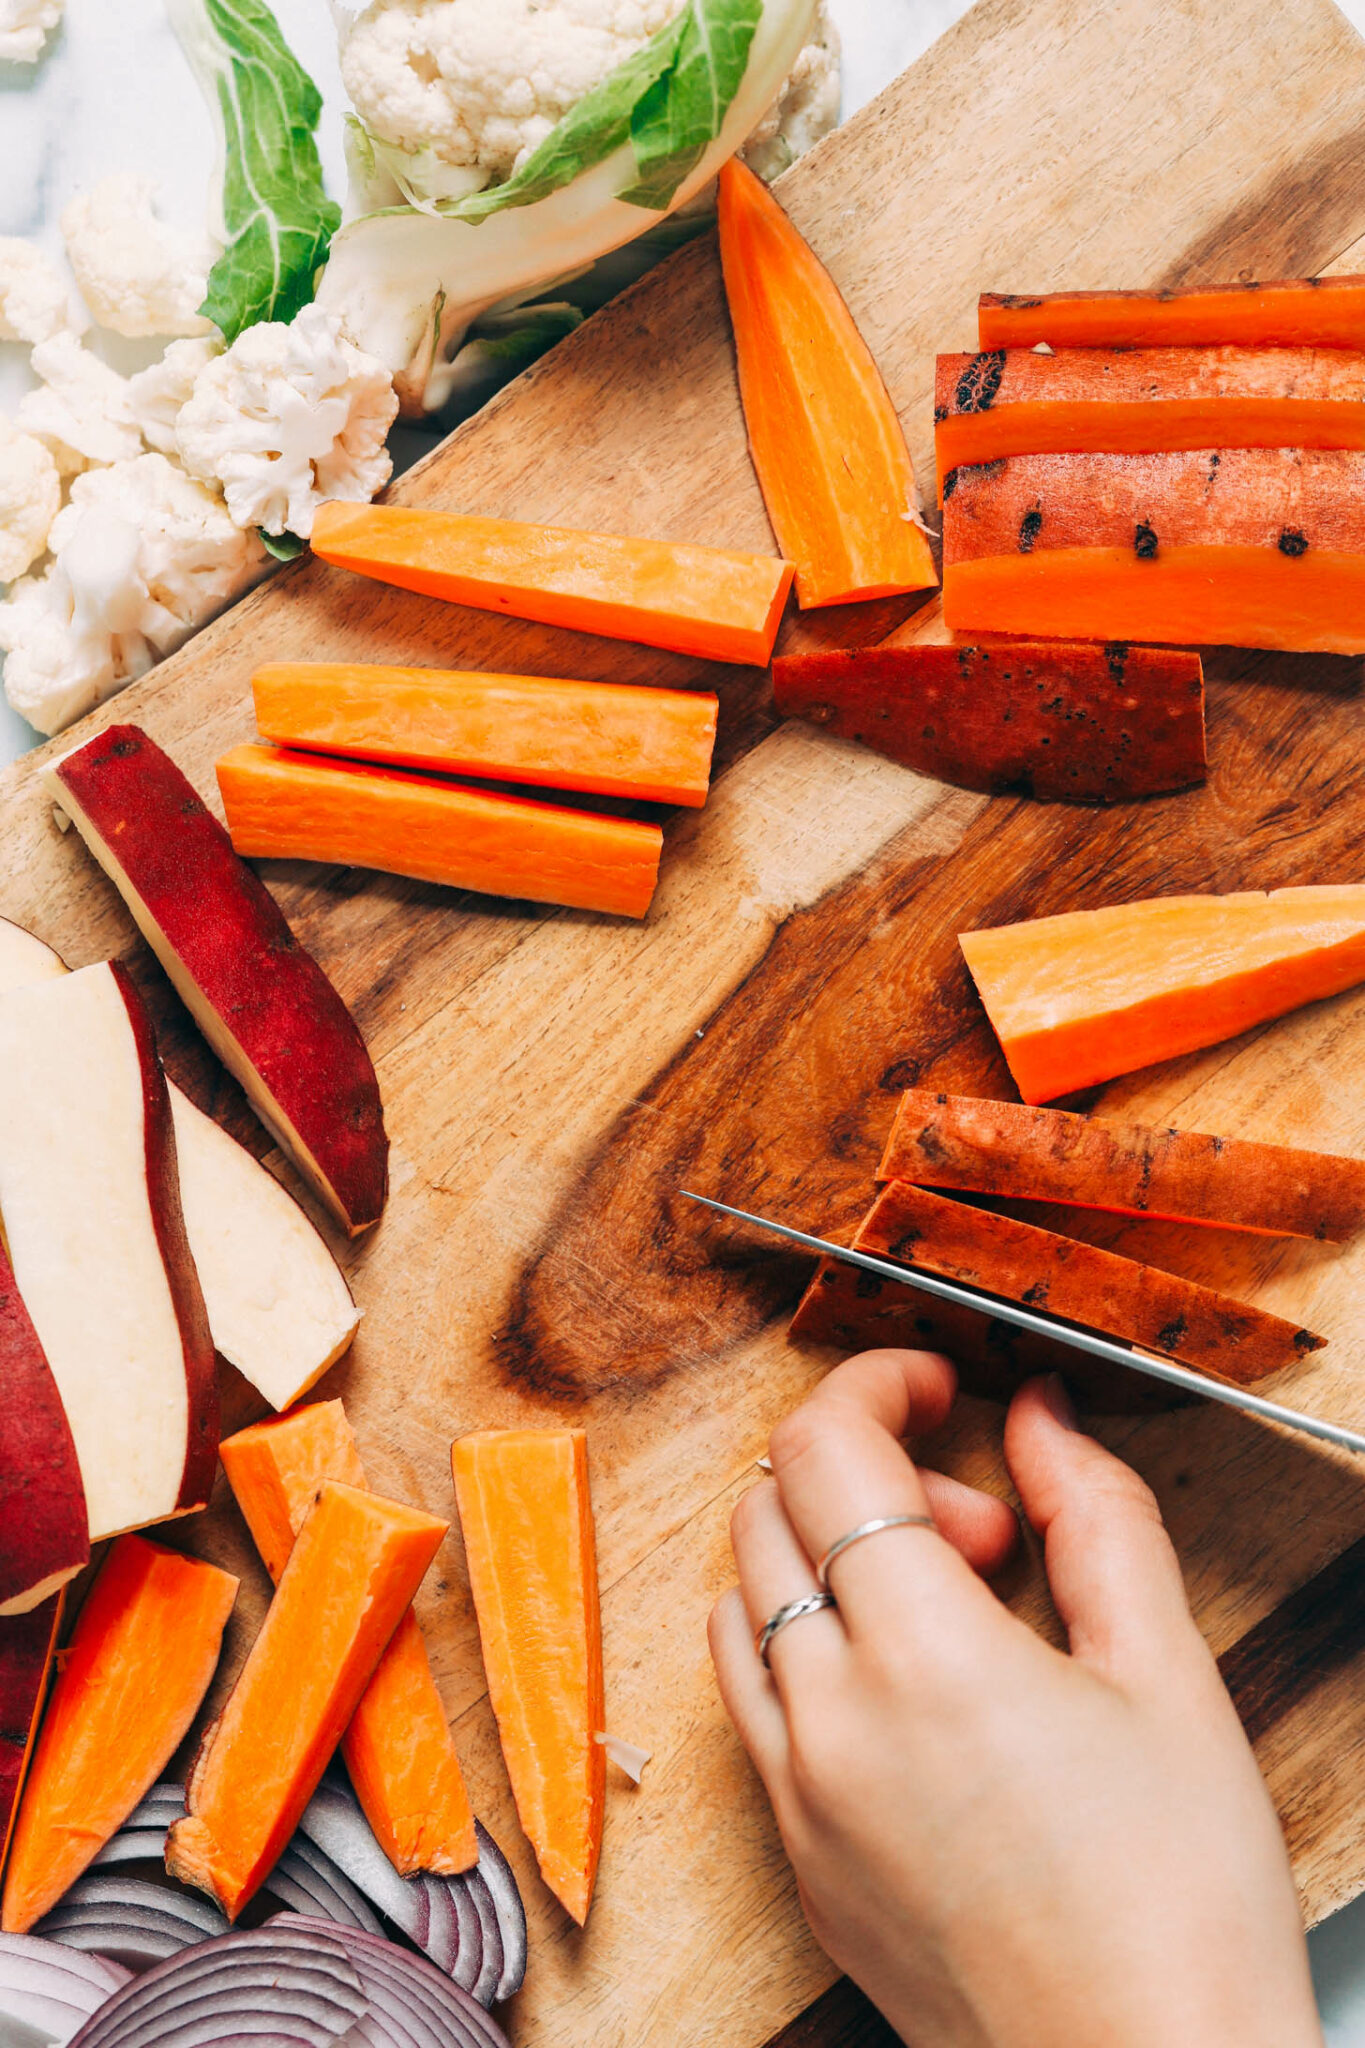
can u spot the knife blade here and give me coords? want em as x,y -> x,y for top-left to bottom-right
679,1190 -> 1365,1459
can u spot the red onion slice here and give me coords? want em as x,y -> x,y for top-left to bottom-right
35,1878 -> 227,1973
276,1919 -> 511,2048
0,1934 -> 130,2047
267,1844 -> 384,1936
66,1926 -> 366,2048
471,1827 -> 526,2004
458,1871 -> 502,2009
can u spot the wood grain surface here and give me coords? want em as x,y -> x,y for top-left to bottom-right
5,0 -> 1365,2043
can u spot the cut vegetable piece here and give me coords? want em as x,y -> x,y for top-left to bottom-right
282,1916 -> 513,2048
0,1242 -> 86,1616
979,275 -> 1365,352
451,1431 -> 604,1926
0,918 -> 359,1414
220,1402 -> 477,1877
311,501 -> 794,667
789,1251 -> 1174,1413
46,727 -> 388,1238
217,744 -> 663,921
0,1932 -> 128,2047
857,1181 -> 1324,1382
879,1089 -> 1365,1240
959,886 -> 1365,1103
771,640 -> 1205,802
942,446 -> 1365,654
715,157 -> 936,608
0,963 -> 217,1542
36,1874 -> 227,1971
0,1600 -> 63,1872
252,663 -> 719,810
2,1536 -> 238,1935
935,345 -> 1365,490
166,1481 -> 448,1920
63,1924 -> 367,2048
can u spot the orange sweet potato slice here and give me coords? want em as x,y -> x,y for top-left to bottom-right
978,276 -> 1365,351
220,1402 -> 476,1876
879,1090 -> 1365,1241
451,1430 -> 604,1926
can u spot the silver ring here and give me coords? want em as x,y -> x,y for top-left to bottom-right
755,1591 -> 837,1666
816,1515 -> 937,1589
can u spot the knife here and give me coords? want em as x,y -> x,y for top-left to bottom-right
679,1190 -> 1365,1459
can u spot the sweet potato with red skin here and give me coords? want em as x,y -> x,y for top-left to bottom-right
860,1182 -> 1323,1383
789,1252 -> 1177,1413
879,1090 -> 1365,1241
0,1598 -> 63,1870
48,727 -> 388,1236
935,345 -> 1365,491
942,446 -> 1365,654
771,641 -> 1205,802
0,1243 -> 86,1615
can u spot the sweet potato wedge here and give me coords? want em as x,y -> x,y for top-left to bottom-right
859,1182 -> 1323,1383
978,276 -> 1365,352
771,641 -> 1205,802
879,1090 -> 1365,1241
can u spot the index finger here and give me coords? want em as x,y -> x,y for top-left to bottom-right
768,1349 -> 999,1644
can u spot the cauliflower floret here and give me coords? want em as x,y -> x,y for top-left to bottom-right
0,0 -> 62,63
0,417 -> 60,583
0,237 -> 82,344
60,175 -> 216,340
176,304 -> 397,539
16,332 -> 144,474
0,453 -> 265,735
128,336 -> 223,455
340,0 -> 686,180
742,2 -> 840,179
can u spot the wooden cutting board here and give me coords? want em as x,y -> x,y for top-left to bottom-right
7,0 -> 1365,2041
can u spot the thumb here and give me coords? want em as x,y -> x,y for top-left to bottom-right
1004,1374 -> 1213,1696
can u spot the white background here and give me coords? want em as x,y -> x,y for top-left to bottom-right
3,3 -> 1365,2031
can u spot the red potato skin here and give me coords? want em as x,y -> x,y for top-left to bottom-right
879,1089 -> 1365,1240
859,1181 -> 1323,1384
53,728 -> 388,1236
0,1243 -> 87,1610
0,1597 -> 63,1866
110,963 -> 218,1513
771,641 -> 1206,802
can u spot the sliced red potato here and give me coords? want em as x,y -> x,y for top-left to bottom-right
0,919 -> 358,1412
0,1246 -> 86,1614
45,727 -> 388,1237
0,963 -> 218,1540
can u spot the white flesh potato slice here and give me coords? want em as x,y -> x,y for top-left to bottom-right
0,963 -> 217,1538
0,919 -> 358,1409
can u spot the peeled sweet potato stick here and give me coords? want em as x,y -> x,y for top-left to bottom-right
0,1597 -> 64,1875
2,1537 -> 238,1933
166,1481 -> 448,1921
217,744 -> 664,921
310,501 -> 794,667
220,1402 -> 476,1876
860,1182 -> 1324,1384
716,157 -> 936,609
879,1090 -> 1365,1241
252,663 -> 718,810
452,1430 -> 604,1926
978,275 -> 1365,351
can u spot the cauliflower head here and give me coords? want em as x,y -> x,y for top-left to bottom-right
742,0 -> 840,178
176,304 -> 397,538
340,0 -> 687,181
0,0 -> 62,63
0,453 -> 265,736
128,336 -> 223,456
61,174 -> 216,339
16,333 -> 144,475
0,237 -> 81,345
0,418 -> 61,584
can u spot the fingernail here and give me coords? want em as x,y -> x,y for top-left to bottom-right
1042,1372 -> 1077,1430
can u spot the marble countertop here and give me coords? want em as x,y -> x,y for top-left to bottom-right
4,4 -> 1365,2033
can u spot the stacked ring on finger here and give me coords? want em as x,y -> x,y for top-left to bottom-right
755,1590 -> 838,1666
816,1514 -> 938,1589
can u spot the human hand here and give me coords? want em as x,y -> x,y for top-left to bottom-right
710,1351 -> 1323,2048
